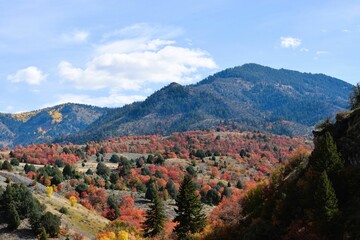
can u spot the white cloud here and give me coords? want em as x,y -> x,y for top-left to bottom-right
49,92 -> 147,108
102,23 -> 184,41
316,50 -> 329,55
7,66 -> 47,85
61,31 -> 89,43
280,37 -> 302,48
58,34 -> 217,90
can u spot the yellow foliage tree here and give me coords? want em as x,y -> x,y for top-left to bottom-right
117,231 -> 128,240
46,186 -> 53,198
69,196 -> 77,207
96,231 -> 115,240
96,230 -> 129,240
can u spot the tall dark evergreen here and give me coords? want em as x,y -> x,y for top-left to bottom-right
310,132 -> 343,175
173,175 -> 206,239
145,182 -> 157,201
314,171 -> 339,224
143,194 -> 166,238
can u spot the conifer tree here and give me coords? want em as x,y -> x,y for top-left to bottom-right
145,180 -> 157,201
310,132 -> 343,175
38,227 -> 48,240
349,82 -> 360,110
314,171 -> 339,223
143,194 -> 166,238
166,179 -> 177,199
173,175 -> 206,239
7,202 -> 20,229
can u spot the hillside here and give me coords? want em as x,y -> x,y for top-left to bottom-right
203,107 -> 360,239
0,171 -> 109,240
0,129 -> 312,239
59,64 -> 352,144
0,103 -> 107,147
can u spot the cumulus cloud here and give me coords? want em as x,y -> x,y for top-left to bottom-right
62,31 -> 89,43
280,37 -> 302,48
7,66 -> 47,85
58,35 -> 217,90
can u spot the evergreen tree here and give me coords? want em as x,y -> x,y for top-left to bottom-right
143,194 -> 166,238
41,212 -> 61,237
107,195 -> 120,220
62,164 -> 74,179
7,202 -> 20,229
349,82 -> 360,110
314,171 -> 339,223
166,179 -> 177,199
173,175 -> 206,239
109,154 -> 121,163
110,172 -> 119,184
236,180 -> 243,189
145,182 -> 157,201
1,160 -> 12,171
96,162 -> 111,179
38,227 -> 48,240
310,132 -> 343,175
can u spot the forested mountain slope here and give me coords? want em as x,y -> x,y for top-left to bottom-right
0,103 -> 107,146
60,64 -> 352,144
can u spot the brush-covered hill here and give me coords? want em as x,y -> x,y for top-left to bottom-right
0,103 -> 107,146
60,64 -> 352,144
203,107 -> 360,240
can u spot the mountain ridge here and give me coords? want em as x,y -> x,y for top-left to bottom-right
0,64 -> 353,146
56,64 -> 352,144
0,103 -> 108,146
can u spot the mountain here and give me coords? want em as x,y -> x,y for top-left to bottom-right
59,63 -> 352,144
0,103 -> 107,146
0,64 -> 353,146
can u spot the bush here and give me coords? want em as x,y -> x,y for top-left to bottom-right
10,158 -> 19,166
54,159 -> 64,167
96,162 -> 111,179
109,154 -> 121,163
41,212 -> 61,237
1,160 -> 12,171
59,207 -> 68,214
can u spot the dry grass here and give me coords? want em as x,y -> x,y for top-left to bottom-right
34,191 -> 109,239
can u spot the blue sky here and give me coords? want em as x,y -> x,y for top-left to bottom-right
1,0 -> 360,113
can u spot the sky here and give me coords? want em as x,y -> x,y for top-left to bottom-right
1,0 -> 360,113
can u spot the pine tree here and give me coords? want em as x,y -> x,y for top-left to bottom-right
314,171 -> 339,223
236,180 -> 243,189
310,132 -> 343,175
145,181 -> 157,201
7,202 -> 20,229
173,175 -> 206,239
143,194 -> 166,238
